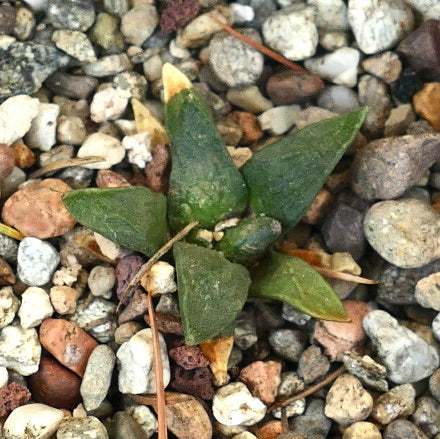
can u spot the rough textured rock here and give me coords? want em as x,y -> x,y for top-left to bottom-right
0,286 -> 19,329
170,365 -> 214,400
56,416 -> 108,439
384,419 -> 429,439
364,199 -> 440,269
298,345 -> 330,384
46,0 -> 95,31
363,310 -> 439,383
291,398 -> 331,439
0,382 -> 31,418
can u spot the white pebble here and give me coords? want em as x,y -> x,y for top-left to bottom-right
0,95 -> 39,145
309,0 -> 349,30
88,265 -> 116,298
258,105 -> 300,135
0,366 -> 8,388
317,85 -> 360,113
3,403 -> 64,439
19,287 -> 54,329
230,3 -> 255,23
78,133 -> 125,169
126,404 -> 158,439
122,132 -> 153,169
90,87 -> 128,123
117,328 -> 170,394
94,232 -> 131,260
305,47 -> 360,88
0,286 -> 19,329
142,261 -> 177,296
25,103 -> 60,151
213,382 -> 267,426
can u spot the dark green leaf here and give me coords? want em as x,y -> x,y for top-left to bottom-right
241,108 -> 367,228
63,187 -> 168,256
173,242 -> 251,345
250,251 -> 348,321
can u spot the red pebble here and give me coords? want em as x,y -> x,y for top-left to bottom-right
169,345 -> 209,370
160,0 -> 201,33
0,382 -> 31,417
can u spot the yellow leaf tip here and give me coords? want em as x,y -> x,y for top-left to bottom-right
162,62 -> 193,103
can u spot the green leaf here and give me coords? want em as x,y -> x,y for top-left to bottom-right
249,250 -> 348,322
173,242 -> 251,345
241,108 -> 367,228
63,187 -> 168,256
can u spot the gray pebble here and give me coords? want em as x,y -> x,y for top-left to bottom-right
298,345 -> 329,384
208,30 -> 264,87
363,310 -> 439,383
282,303 -> 311,325
45,73 -> 98,100
291,398 -> 332,439
81,345 -> 116,411
57,166 -> 94,189
0,234 -> 18,263
432,313 -> 440,341
412,396 -> 440,436
364,199 -> 440,269
113,412 -> 147,439
278,371 -> 304,397
268,329 -> 307,362
84,54 -> 132,78
384,419 -> 428,439
234,311 -> 258,350
352,133 -> 440,200
103,0 -> 129,17
57,416 -> 108,439
430,369 -> 440,403
47,0 -> 95,32
17,237 -> 60,287
402,187 -> 431,204
317,85 -> 359,114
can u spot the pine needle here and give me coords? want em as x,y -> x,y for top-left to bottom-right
313,266 -> 379,285
28,156 -> 104,179
0,223 -> 24,240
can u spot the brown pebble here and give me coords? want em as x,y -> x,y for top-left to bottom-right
145,143 -> 171,193
313,300 -> 372,361
239,360 -> 281,404
144,312 -> 184,335
160,0 -> 201,33
0,258 -> 15,286
118,290 -> 148,324
303,188 -> 334,225
1,178 -> 76,239
0,144 -> 15,180
229,111 -> 263,145
169,345 -> 209,370
11,140 -> 36,169
266,70 -> 324,105
39,318 -> 98,377
0,382 -> 31,417
413,82 -> 440,131
0,2 -> 15,34
170,365 -> 214,400
253,420 -> 283,439
95,170 -> 131,188
28,356 -> 81,410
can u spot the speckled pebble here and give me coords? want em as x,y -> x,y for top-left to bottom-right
56,416 -> 109,439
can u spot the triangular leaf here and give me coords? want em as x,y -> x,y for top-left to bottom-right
249,250 -> 348,322
63,187 -> 168,256
173,242 -> 251,345
241,108 -> 367,228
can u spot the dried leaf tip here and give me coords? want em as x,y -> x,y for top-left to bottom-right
0,223 -> 24,241
162,63 -> 193,103
131,98 -> 168,146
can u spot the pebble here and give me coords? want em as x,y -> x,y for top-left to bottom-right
414,82 -> 440,131
412,396 -> 440,436
254,420 -> 283,437
363,199 -> 440,269
298,345 -> 330,384
384,104 -> 416,137
308,0 -> 349,30
103,0 -> 129,17
357,74 -> 392,138
258,105 -> 300,135
430,312 -> 440,341
28,356 -> 81,410
0,144 -> 14,181
52,30 -> 96,63
234,311 -> 258,350
69,297 -> 116,343
384,419 -> 429,439
0,287 -> 19,329
0,233 -> 18,264
56,416 -> 108,439
39,318 -> 98,377
84,54 -> 132,78
96,170 -> 131,188
88,266 -> 115,298
0,322 -> 41,375
0,95 -> 39,146
212,382 -> 266,426
362,51 -> 402,84
3,403 -> 64,439
231,3 -> 254,23
397,19 -> 440,81
343,422 -> 381,439
121,5 -> 158,46
321,202 -> 366,261
57,116 -> 86,146
113,71 -> 148,100
342,351 -> 388,392
77,133 -> 125,170
278,371 -> 304,397
209,30 -> 264,87
0,2 -> 15,34
291,398 -> 331,439
80,345 -> 116,411
117,328 -> 170,394
305,47 -> 360,88
0,365 -> 7,387
431,368 -> 440,403
229,111 -> 262,145
272,399 -> 306,419
122,132 -> 153,169
14,7 -> 35,41
416,273 -> 440,311
1,167 -> 26,200
17,237 -> 60,286
325,374 -> 373,426
46,73 -> 98,100
169,343 -> 208,370
113,411 -> 147,439
19,287 -> 53,329
91,13 -> 125,53
268,328 -> 307,362
317,85 -> 359,114
125,404 -> 157,438
371,383 -> 415,425
266,70 -> 324,105
313,300 -> 372,361
3,178 -> 76,239
226,86 -> 273,113
90,87 -> 128,123
363,310 -> 439,383
47,0 -> 95,31
114,322 -> 142,345
170,364 -> 214,400
239,361 -> 281,404
0,42 -> 70,99
262,4 -> 318,61
352,133 -> 440,200
348,0 -> 413,55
